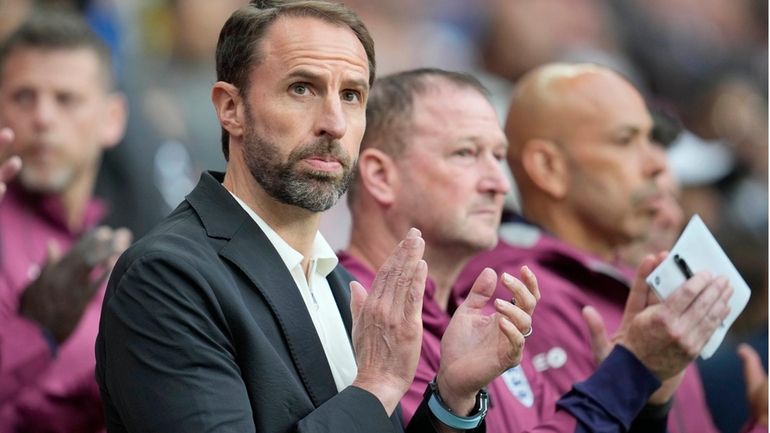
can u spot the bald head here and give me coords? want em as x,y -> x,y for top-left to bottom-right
505,62 -> 666,258
506,63 -> 647,162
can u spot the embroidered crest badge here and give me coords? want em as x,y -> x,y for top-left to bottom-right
501,365 -> 534,408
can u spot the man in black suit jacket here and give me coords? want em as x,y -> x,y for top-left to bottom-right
96,1 -> 530,432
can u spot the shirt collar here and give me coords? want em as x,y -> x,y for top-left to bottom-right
228,190 -> 338,276
7,181 -> 106,235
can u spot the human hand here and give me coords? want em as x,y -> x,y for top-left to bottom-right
583,253 -> 731,402
350,228 -> 427,415
738,344 -> 768,427
437,266 -> 539,415
0,128 -> 22,200
20,226 -> 132,343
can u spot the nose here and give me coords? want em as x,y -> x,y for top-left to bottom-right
479,153 -> 511,196
314,94 -> 347,140
31,96 -> 55,131
643,140 -> 667,179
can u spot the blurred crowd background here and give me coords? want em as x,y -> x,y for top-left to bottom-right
0,1 -> 766,432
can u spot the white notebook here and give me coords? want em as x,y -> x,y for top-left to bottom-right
645,214 -> 752,359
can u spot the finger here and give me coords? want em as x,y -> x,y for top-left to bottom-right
646,252 -> 668,305
618,255 -> 662,330
111,228 -> 133,254
62,227 -> 110,273
501,271 -> 537,316
386,232 -> 425,312
82,227 -> 120,267
493,298 -> 532,335
104,228 -> 133,268
521,265 -> 540,302
582,305 -> 612,364
46,239 -> 63,264
370,227 -> 422,301
0,127 -> 13,148
0,155 -> 21,182
678,276 -> 727,329
738,344 -> 767,397
681,280 -> 732,352
349,280 -> 368,323
461,268 -> 497,310
402,259 -> 427,320
498,317 -> 525,367
627,255 -> 660,313
664,271 -> 713,314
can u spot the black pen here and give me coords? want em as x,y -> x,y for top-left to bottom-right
673,254 -> 694,279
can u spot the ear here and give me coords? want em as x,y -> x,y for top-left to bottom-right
357,148 -> 398,206
211,81 -> 244,141
100,92 -> 127,149
520,138 -> 569,199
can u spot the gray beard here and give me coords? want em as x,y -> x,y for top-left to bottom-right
241,128 -> 354,213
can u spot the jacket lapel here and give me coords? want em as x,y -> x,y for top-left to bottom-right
186,172 -> 339,407
327,267 -> 353,338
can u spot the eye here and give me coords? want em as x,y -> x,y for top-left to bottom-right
56,92 -> 78,107
290,83 -> 310,96
341,90 -> 361,103
614,133 -> 636,146
452,147 -> 478,160
11,89 -> 35,107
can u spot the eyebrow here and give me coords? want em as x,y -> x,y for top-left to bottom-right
286,69 -> 369,91
613,125 -> 646,136
457,136 -> 509,150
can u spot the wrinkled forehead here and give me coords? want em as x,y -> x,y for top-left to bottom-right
259,15 -> 369,79
0,46 -> 109,90
409,84 -> 506,148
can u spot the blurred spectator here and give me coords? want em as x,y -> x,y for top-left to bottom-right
618,109 -> 686,269
475,6 -> 767,427
0,11 -> 131,432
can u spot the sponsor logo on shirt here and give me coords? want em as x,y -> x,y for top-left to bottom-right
501,365 -> 534,407
532,347 -> 568,372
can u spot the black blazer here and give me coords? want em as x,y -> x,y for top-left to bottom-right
96,171 -> 447,433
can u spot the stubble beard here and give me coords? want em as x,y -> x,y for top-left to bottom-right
241,120 -> 354,213
19,163 -> 74,195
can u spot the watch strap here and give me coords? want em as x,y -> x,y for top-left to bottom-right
425,378 -> 488,430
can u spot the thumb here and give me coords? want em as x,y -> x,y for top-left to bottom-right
461,267 -> 497,310
627,254 -> 660,312
582,305 -> 611,364
349,281 -> 368,323
738,344 -> 767,396
738,344 -> 769,426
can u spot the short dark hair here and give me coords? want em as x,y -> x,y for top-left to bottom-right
0,10 -> 114,89
216,0 -> 376,161
347,68 -> 490,203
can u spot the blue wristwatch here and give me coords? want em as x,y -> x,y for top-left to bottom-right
425,378 -> 488,430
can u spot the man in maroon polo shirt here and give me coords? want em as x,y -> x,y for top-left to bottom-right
0,12 -> 130,432
341,67 -> 733,433
457,62 -> 766,433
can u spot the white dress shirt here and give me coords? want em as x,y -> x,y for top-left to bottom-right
229,192 -> 358,392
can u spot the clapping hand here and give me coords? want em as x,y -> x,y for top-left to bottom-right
21,226 -> 132,343
437,266 -> 540,414
350,228 -> 428,415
